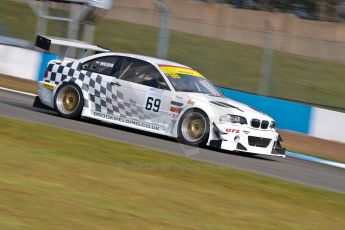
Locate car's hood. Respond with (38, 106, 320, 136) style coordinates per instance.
(179, 92, 274, 121)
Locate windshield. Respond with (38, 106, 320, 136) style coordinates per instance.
(160, 66, 223, 97)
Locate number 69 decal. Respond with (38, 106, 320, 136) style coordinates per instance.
(145, 97, 161, 112)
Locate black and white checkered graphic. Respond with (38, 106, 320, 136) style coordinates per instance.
(45, 62, 158, 122)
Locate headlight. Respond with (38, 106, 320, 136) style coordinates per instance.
(220, 115, 247, 124)
(270, 121, 276, 129)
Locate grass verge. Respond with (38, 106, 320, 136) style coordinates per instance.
(2, 0, 345, 109)
(0, 74, 37, 94)
(0, 116, 345, 229)
(280, 131, 345, 163)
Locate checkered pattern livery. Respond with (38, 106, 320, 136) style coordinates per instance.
(45, 61, 155, 121)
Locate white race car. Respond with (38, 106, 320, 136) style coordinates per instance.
(36, 37, 285, 157)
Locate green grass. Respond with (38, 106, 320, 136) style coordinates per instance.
(0, 116, 345, 229)
(1, 0, 345, 109)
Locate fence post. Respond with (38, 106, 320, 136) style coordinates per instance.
(67, 4, 81, 40)
(155, 0, 171, 59)
(258, 20, 274, 96)
(36, 0, 49, 36)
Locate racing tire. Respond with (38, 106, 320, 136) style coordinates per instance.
(54, 83, 83, 118)
(177, 109, 210, 146)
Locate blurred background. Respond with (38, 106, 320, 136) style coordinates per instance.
(1, 0, 345, 110)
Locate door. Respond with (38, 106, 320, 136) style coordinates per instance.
(113, 57, 171, 132)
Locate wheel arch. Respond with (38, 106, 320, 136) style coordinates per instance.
(179, 107, 209, 120)
(179, 104, 217, 126)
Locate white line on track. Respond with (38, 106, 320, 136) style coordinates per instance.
(286, 151, 345, 169)
(0, 86, 37, 97)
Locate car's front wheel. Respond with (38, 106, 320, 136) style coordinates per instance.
(54, 83, 83, 118)
(177, 109, 210, 146)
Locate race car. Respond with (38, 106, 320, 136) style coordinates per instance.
(36, 38, 285, 157)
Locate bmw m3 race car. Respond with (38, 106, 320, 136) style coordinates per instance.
(36, 38, 285, 157)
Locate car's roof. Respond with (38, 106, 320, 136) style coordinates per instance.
(105, 52, 192, 69)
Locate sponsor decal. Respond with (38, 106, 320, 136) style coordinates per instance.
(226, 129, 240, 133)
(149, 87, 164, 95)
(243, 130, 250, 134)
(168, 106, 182, 120)
(93, 112, 160, 131)
(187, 99, 195, 105)
(170, 100, 183, 107)
(168, 73, 180, 79)
(170, 107, 182, 113)
(42, 82, 55, 90)
(95, 61, 114, 68)
(168, 112, 179, 120)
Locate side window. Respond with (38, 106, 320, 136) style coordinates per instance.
(81, 56, 119, 76)
(117, 58, 169, 90)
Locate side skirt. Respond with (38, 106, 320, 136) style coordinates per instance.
(82, 109, 172, 137)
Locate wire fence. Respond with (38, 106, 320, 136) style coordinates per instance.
(1, 0, 345, 110)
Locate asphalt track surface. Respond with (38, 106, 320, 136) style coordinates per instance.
(0, 88, 344, 193)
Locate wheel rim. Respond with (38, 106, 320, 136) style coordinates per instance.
(56, 85, 80, 115)
(181, 112, 207, 143)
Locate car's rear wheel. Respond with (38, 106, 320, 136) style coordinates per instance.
(54, 83, 83, 118)
(178, 109, 210, 146)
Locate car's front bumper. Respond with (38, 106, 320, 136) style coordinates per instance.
(209, 123, 285, 157)
(38, 81, 56, 108)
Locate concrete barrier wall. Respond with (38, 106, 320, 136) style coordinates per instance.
(0, 44, 344, 143)
(219, 88, 312, 134)
(220, 87, 345, 143)
(0, 44, 40, 80)
(108, 0, 345, 62)
(310, 108, 345, 142)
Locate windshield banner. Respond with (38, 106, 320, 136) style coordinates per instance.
(159, 65, 204, 79)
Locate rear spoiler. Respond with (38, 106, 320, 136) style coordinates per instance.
(35, 35, 110, 60)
